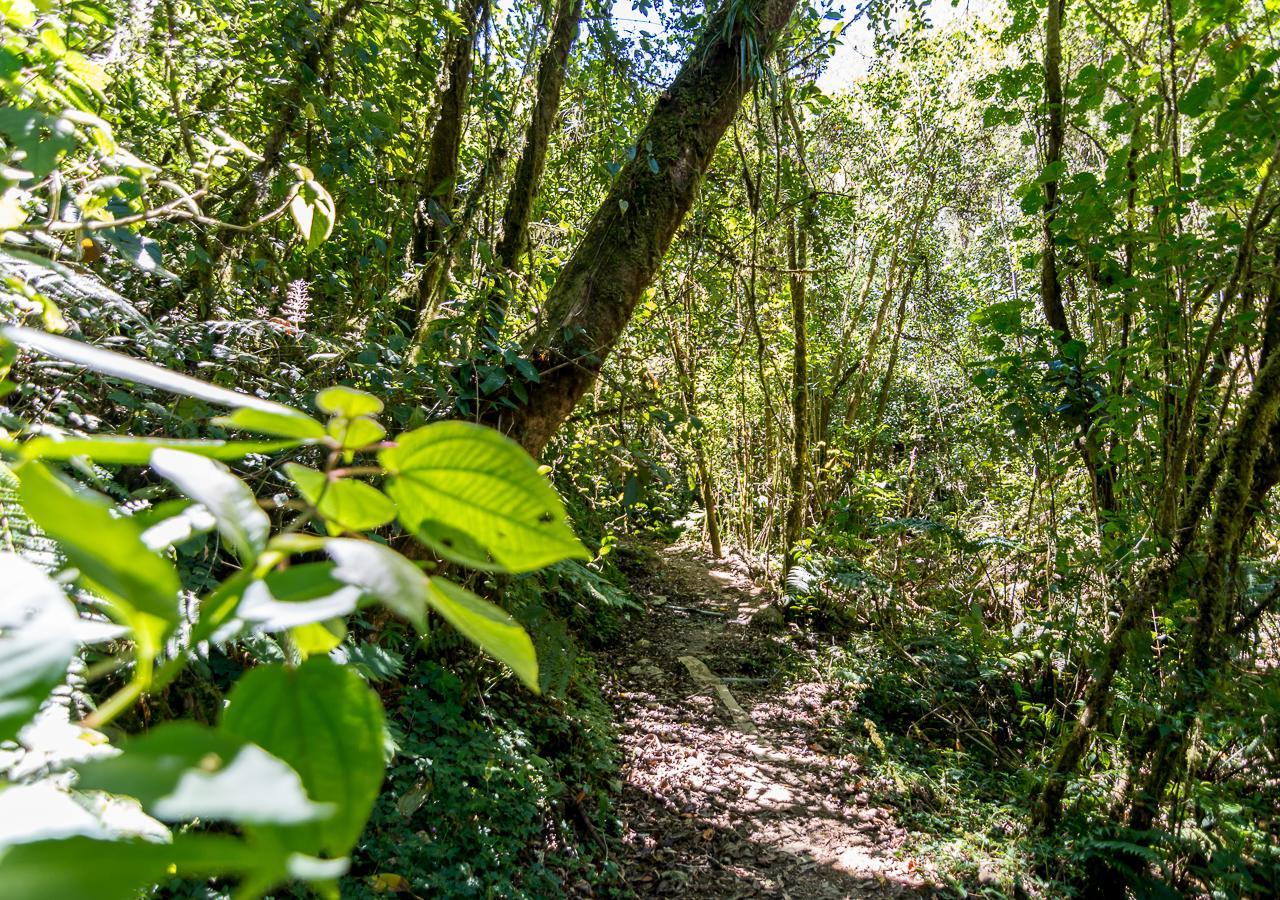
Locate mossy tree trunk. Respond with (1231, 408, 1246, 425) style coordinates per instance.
(485, 0, 800, 456)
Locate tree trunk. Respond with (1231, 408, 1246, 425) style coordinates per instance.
(864, 265, 912, 467)
(1039, 0, 1119, 522)
(1039, 0, 1071, 341)
(477, 0, 584, 340)
(401, 0, 489, 334)
(784, 214, 809, 576)
(661, 282, 723, 558)
(485, 0, 800, 456)
(197, 0, 363, 314)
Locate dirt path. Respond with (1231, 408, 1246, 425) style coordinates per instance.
(603, 542, 937, 898)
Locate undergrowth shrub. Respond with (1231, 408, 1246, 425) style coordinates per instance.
(349, 661, 624, 898)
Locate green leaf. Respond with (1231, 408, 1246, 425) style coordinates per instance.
(0, 553, 79, 742)
(290, 620, 345, 656)
(0, 837, 174, 900)
(413, 519, 505, 572)
(21, 434, 301, 464)
(151, 449, 269, 564)
(0, 834, 299, 900)
(380, 422, 587, 572)
(285, 464, 396, 535)
(213, 407, 327, 441)
(74, 722, 330, 825)
(289, 179, 336, 252)
(1035, 160, 1068, 185)
(16, 462, 180, 625)
(426, 576, 539, 691)
(322, 538, 537, 688)
(221, 658, 385, 858)
(98, 227, 175, 280)
(327, 416, 386, 450)
(315, 386, 383, 418)
(0, 326, 303, 416)
(1178, 76, 1216, 117)
(324, 538, 428, 631)
(238, 564, 363, 631)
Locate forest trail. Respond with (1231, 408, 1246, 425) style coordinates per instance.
(605, 542, 936, 897)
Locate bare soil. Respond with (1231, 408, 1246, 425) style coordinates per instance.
(603, 541, 939, 898)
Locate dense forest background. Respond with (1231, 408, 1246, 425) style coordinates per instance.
(2, 0, 1279, 894)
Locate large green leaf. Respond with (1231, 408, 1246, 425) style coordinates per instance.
(324, 538, 427, 631)
(220, 658, 385, 858)
(324, 538, 538, 689)
(0, 834, 308, 900)
(0, 326, 301, 416)
(285, 464, 396, 535)
(21, 433, 301, 464)
(16, 462, 180, 625)
(238, 563, 363, 631)
(427, 576, 539, 692)
(379, 422, 587, 572)
(0, 836, 174, 900)
(315, 386, 383, 418)
(74, 722, 329, 825)
(151, 449, 269, 564)
(0, 553, 79, 742)
(213, 407, 327, 441)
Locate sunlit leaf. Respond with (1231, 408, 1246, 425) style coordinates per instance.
(0, 326, 301, 416)
(315, 386, 383, 418)
(221, 658, 385, 858)
(285, 464, 396, 534)
(22, 433, 300, 464)
(426, 576, 538, 691)
(16, 461, 180, 625)
(380, 422, 587, 572)
(74, 722, 330, 825)
(213, 407, 327, 441)
(0, 553, 79, 742)
(151, 449, 269, 564)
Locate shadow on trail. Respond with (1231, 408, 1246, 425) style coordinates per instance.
(604, 541, 937, 898)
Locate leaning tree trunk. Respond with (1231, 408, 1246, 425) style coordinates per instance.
(485, 0, 800, 456)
